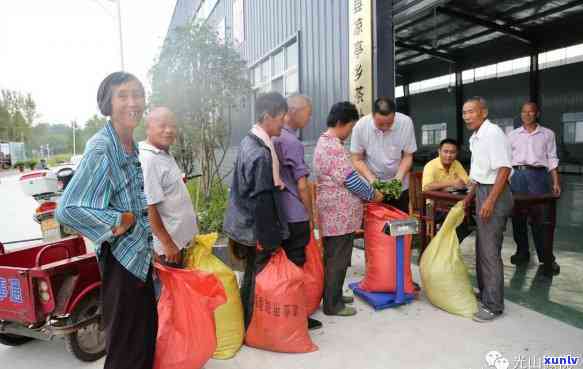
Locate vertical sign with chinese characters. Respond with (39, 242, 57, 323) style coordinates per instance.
(349, 0, 373, 116)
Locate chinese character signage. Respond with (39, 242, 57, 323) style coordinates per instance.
(349, 0, 373, 115)
(0, 277, 24, 304)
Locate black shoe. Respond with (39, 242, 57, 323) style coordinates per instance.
(308, 317, 323, 330)
(510, 253, 530, 265)
(542, 261, 560, 276)
(413, 281, 421, 291)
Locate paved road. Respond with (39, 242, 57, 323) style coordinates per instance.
(2, 170, 582, 369)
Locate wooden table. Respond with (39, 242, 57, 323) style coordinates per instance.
(419, 190, 560, 276)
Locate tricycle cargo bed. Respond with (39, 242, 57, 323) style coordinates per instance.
(0, 236, 87, 268)
(0, 236, 100, 324)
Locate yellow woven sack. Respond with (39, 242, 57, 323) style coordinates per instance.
(420, 202, 478, 318)
(184, 233, 244, 359)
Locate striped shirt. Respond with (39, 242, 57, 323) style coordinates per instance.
(56, 121, 153, 281)
(344, 170, 375, 201)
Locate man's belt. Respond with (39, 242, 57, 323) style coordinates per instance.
(513, 165, 547, 171)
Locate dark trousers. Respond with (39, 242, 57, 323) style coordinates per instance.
(435, 210, 474, 244)
(510, 169, 555, 262)
(239, 222, 311, 328)
(322, 233, 355, 315)
(239, 245, 271, 329)
(100, 243, 157, 369)
(281, 221, 310, 267)
(383, 189, 409, 213)
(474, 185, 513, 314)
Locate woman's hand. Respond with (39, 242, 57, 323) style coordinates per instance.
(373, 190, 384, 203)
(112, 212, 135, 237)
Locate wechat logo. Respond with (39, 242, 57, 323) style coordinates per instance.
(485, 351, 509, 369)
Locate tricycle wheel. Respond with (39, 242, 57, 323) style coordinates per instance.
(0, 333, 34, 346)
(64, 291, 106, 362)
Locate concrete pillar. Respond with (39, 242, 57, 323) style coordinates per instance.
(373, 0, 394, 99)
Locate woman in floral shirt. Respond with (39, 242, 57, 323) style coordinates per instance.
(314, 102, 382, 316)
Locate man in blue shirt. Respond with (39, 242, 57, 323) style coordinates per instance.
(57, 72, 156, 369)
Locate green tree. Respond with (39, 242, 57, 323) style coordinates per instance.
(0, 104, 11, 140)
(0, 89, 36, 144)
(150, 21, 252, 198)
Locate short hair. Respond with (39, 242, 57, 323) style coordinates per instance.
(465, 96, 488, 110)
(373, 97, 396, 116)
(522, 101, 539, 112)
(439, 138, 459, 149)
(255, 92, 288, 122)
(97, 71, 144, 117)
(326, 101, 359, 127)
(287, 94, 312, 110)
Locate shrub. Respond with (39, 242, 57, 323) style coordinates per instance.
(187, 179, 229, 234)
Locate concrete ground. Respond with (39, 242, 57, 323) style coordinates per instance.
(2, 170, 582, 369)
(2, 248, 582, 369)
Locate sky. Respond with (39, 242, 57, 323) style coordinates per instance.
(0, 0, 177, 126)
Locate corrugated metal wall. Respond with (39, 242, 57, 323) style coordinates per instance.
(241, 0, 350, 143)
(399, 62, 583, 162)
(168, 0, 201, 32)
(169, 0, 582, 162)
(540, 63, 583, 161)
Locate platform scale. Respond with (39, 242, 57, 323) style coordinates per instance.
(349, 218, 419, 310)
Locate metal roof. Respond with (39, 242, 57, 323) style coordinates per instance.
(394, 0, 583, 83)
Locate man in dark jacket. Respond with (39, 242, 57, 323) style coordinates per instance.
(223, 92, 289, 328)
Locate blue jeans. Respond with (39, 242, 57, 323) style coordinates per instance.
(510, 169, 554, 262)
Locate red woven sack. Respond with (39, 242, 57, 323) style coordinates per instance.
(303, 233, 324, 314)
(154, 263, 227, 369)
(245, 248, 318, 353)
(358, 203, 414, 294)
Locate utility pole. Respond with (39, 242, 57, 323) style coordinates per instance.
(95, 0, 124, 70)
(114, 0, 125, 70)
(72, 120, 77, 156)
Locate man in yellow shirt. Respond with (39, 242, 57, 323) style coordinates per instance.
(423, 138, 469, 191)
(422, 138, 473, 242)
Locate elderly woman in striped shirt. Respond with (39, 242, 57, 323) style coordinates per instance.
(56, 72, 156, 369)
(313, 101, 383, 317)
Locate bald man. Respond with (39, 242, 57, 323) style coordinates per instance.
(139, 107, 198, 267)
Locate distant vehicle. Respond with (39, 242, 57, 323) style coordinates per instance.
(69, 154, 83, 168)
(0, 142, 27, 168)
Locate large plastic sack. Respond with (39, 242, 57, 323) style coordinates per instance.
(184, 233, 245, 359)
(154, 263, 227, 369)
(245, 248, 318, 353)
(420, 202, 478, 318)
(359, 203, 415, 294)
(303, 232, 324, 315)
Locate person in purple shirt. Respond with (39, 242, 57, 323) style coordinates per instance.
(508, 102, 561, 274)
(273, 93, 322, 330)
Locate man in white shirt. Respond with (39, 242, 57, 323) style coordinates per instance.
(350, 97, 417, 212)
(462, 97, 513, 322)
(139, 107, 198, 267)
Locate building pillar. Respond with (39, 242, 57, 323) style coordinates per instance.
(400, 83, 411, 115)
(455, 68, 464, 145)
(373, 0, 394, 99)
(529, 51, 540, 106)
